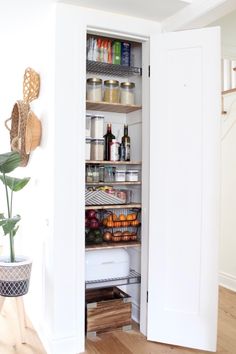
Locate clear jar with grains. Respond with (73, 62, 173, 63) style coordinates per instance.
(86, 78, 102, 102)
(104, 80, 119, 103)
(120, 82, 135, 105)
(91, 139, 104, 161)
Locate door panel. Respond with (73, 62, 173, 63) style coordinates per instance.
(148, 27, 220, 351)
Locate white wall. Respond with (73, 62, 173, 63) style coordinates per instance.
(220, 92, 236, 291)
(0, 0, 55, 351)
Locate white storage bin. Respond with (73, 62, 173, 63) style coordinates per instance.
(85, 249, 130, 281)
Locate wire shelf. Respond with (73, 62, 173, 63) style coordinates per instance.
(87, 60, 142, 77)
(85, 269, 141, 289)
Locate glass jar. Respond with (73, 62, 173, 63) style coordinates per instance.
(115, 170, 126, 182)
(86, 138, 92, 160)
(91, 115, 104, 139)
(120, 82, 135, 105)
(86, 78, 102, 102)
(92, 165, 100, 183)
(104, 166, 115, 182)
(104, 80, 119, 103)
(86, 165, 93, 183)
(99, 166, 104, 182)
(126, 170, 139, 182)
(91, 138, 104, 161)
(110, 139, 120, 161)
(86, 114, 92, 137)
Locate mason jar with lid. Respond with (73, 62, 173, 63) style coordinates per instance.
(86, 78, 102, 102)
(120, 82, 135, 105)
(91, 115, 104, 139)
(104, 80, 119, 103)
(91, 138, 104, 161)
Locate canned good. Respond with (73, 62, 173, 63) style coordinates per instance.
(86, 78, 102, 102)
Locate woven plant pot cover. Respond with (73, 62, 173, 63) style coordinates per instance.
(0, 257, 32, 297)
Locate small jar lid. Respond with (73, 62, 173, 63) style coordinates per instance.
(87, 78, 102, 85)
(104, 79, 119, 87)
(126, 169, 139, 173)
(91, 138, 104, 143)
(120, 82, 135, 88)
(86, 114, 93, 118)
(115, 170, 126, 173)
(91, 115, 104, 119)
(86, 137, 92, 142)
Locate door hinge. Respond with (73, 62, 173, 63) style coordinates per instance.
(147, 291, 149, 303)
(148, 65, 150, 77)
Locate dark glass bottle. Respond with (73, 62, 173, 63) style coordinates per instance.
(103, 123, 115, 160)
(121, 124, 130, 161)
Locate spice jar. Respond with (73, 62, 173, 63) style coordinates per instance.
(91, 138, 104, 160)
(120, 82, 135, 105)
(115, 170, 126, 182)
(91, 115, 104, 139)
(86, 78, 102, 102)
(104, 80, 119, 103)
(104, 166, 115, 182)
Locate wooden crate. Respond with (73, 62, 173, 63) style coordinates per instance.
(85, 286, 132, 337)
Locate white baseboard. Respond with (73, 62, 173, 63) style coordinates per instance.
(219, 272, 236, 292)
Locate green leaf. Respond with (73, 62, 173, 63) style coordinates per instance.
(0, 152, 21, 173)
(12, 225, 19, 237)
(0, 175, 30, 192)
(0, 215, 21, 235)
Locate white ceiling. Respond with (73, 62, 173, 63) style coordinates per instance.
(61, 0, 193, 22)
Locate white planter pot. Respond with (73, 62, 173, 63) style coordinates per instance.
(0, 256, 32, 297)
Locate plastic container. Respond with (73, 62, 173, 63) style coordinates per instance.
(104, 80, 119, 103)
(91, 139, 104, 161)
(86, 138, 92, 160)
(87, 78, 102, 102)
(91, 115, 104, 138)
(110, 139, 120, 161)
(120, 82, 135, 105)
(115, 170, 126, 182)
(126, 170, 139, 182)
(104, 166, 115, 182)
(86, 114, 92, 137)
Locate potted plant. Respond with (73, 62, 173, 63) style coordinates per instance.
(0, 151, 31, 297)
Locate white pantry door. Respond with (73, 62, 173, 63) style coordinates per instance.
(148, 27, 220, 351)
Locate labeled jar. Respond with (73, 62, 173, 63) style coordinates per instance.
(110, 139, 120, 161)
(120, 82, 135, 105)
(126, 170, 139, 182)
(91, 115, 104, 138)
(86, 138, 92, 160)
(104, 80, 119, 103)
(86, 165, 93, 183)
(115, 170, 126, 182)
(91, 138, 104, 161)
(92, 165, 100, 183)
(86, 78, 102, 102)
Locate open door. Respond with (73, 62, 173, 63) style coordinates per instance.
(148, 27, 220, 351)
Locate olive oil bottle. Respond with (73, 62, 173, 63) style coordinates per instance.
(121, 124, 130, 161)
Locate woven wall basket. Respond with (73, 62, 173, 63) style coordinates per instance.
(5, 100, 42, 167)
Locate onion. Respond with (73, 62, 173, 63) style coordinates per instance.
(86, 210, 97, 219)
(89, 218, 100, 229)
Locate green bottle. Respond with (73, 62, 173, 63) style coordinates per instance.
(121, 124, 130, 161)
(103, 123, 115, 161)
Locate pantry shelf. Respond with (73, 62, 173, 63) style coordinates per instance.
(86, 181, 141, 186)
(85, 203, 141, 210)
(86, 100, 142, 113)
(86, 160, 142, 165)
(87, 60, 142, 77)
(86, 241, 141, 251)
(85, 269, 141, 289)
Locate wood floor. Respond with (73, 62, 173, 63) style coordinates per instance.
(0, 287, 235, 354)
(85, 287, 236, 354)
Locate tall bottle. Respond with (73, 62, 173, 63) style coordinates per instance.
(103, 123, 115, 160)
(121, 124, 130, 161)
